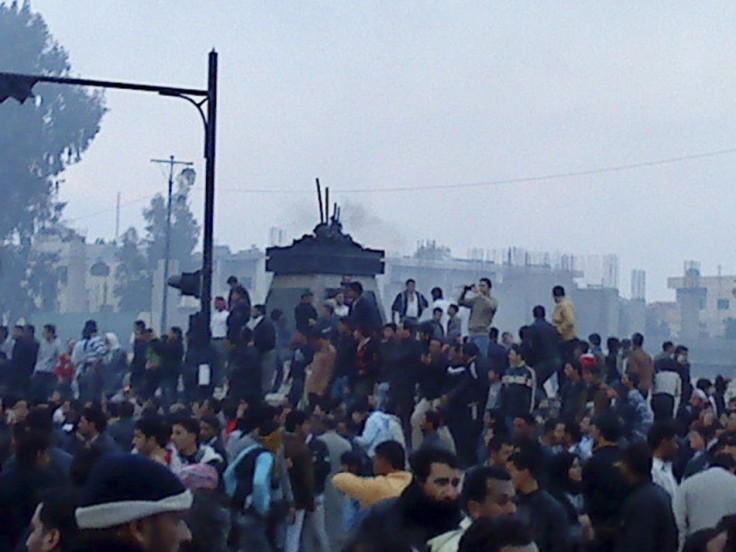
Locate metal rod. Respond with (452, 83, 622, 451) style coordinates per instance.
(316, 178, 324, 223)
(200, 50, 218, 336)
(325, 187, 330, 222)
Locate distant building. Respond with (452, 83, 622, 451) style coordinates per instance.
(668, 261, 736, 338)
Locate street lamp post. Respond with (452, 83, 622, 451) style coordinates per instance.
(0, 50, 218, 343)
(150, 156, 194, 335)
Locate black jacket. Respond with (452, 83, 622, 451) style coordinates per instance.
(582, 445, 629, 531)
(391, 290, 428, 320)
(616, 481, 677, 552)
(349, 295, 382, 334)
(528, 318, 561, 368)
(517, 488, 571, 552)
(295, 303, 319, 335)
(252, 318, 276, 355)
(352, 480, 463, 552)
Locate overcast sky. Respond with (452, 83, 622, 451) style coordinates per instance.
(23, 1, 736, 301)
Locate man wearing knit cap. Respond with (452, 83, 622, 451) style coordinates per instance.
(73, 454, 193, 552)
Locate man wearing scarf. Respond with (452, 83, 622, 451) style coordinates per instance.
(350, 447, 464, 552)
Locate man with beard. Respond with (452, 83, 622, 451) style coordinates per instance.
(428, 466, 517, 552)
(73, 454, 193, 552)
(352, 447, 464, 552)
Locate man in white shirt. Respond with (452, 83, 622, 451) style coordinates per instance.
(30, 324, 63, 403)
(391, 278, 428, 324)
(210, 296, 229, 386)
(647, 421, 679, 501)
(333, 291, 350, 318)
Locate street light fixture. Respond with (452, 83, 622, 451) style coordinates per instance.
(0, 51, 218, 345)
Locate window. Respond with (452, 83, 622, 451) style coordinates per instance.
(718, 299, 730, 311)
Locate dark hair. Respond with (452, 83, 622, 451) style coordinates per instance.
(348, 281, 363, 294)
(459, 517, 533, 552)
(711, 453, 736, 471)
(27, 407, 54, 435)
(675, 345, 688, 355)
(25, 324, 35, 335)
(432, 307, 443, 316)
(632, 332, 644, 347)
(508, 343, 523, 358)
(682, 528, 717, 552)
(375, 440, 406, 470)
(607, 337, 620, 351)
(552, 285, 565, 297)
(384, 323, 397, 333)
(200, 413, 221, 433)
(462, 466, 511, 508)
(82, 405, 107, 434)
(488, 327, 499, 340)
(623, 442, 653, 479)
(431, 287, 443, 300)
(543, 418, 558, 435)
(82, 320, 97, 340)
(508, 446, 541, 479)
(448, 304, 459, 314)
(562, 420, 582, 443)
(253, 304, 266, 316)
(405, 278, 416, 286)
(16, 430, 50, 468)
(118, 401, 135, 419)
(340, 450, 363, 470)
(285, 410, 310, 433)
(462, 342, 480, 358)
(532, 305, 546, 319)
(647, 420, 678, 450)
(134, 320, 146, 330)
(593, 412, 623, 443)
(662, 341, 674, 352)
(588, 333, 601, 346)
(409, 448, 460, 483)
(172, 416, 200, 437)
(43, 323, 56, 336)
(38, 486, 79, 549)
(488, 434, 512, 453)
(135, 416, 171, 448)
(227, 276, 238, 284)
(479, 277, 492, 289)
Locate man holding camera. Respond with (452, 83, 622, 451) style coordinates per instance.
(459, 278, 499, 357)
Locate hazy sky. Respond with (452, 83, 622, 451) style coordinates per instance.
(22, 1, 736, 301)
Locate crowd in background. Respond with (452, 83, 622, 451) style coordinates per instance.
(1, 275, 736, 552)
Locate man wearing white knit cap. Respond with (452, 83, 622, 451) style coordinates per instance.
(73, 454, 193, 552)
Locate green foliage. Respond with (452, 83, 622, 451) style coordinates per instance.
(143, 178, 200, 272)
(113, 227, 151, 313)
(0, 1, 106, 319)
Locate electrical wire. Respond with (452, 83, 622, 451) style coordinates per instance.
(219, 146, 736, 195)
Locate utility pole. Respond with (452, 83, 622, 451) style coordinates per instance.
(114, 192, 121, 243)
(151, 155, 193, 335)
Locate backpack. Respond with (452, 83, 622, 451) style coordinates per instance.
(231, 445, 270, 513)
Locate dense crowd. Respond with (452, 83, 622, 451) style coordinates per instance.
(1, 275, 736, 552)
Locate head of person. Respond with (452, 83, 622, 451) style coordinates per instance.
(373, 440, 406, 475)
(300, 290, 314, 304)
(632, 332, 644, 348)
(199, 414, 221, 443)
(647, 420, 679, 462)
(428, 337, 443, 358)
(398, 320, 416, 341)
(285, 410, 311, 437)
(552, 285, 565, 303)
(133, 416, 170, 456)
(42, 324, 56, 341)
(383, 323, 397, 341)
(79, 405, 107, 440)
(661, 340, 674, 355)
(25, 324, 36, 339)
(463, 342, 481, 364)
(508, 344, 524, 367)
(548, 451, 583, 496)
(409, 447, 462, 507)
(82, 320, 98, 340)
(75, 454, 193, 552)
(16, 429, 51, 470)
(347, 281, 363, 300)
(675, 345, 689, 364)
(459, 516, 538, 552)
(448, 304, 459, 318)
(214, 296, 227, 312)
(506, 446, 541, 492)
(251, 304, 266, 320)
(133, 320, 146, 336)
(588, 333, 602, 348)
(462, 466, 516, 520)
(171, 417, 200, 455)
(227, 276, 238, 289)
(560, 420, 582, 448)
(405, 279, 416, 293)
(532, 305, 545, 320)
(607, 337, 620, 353)
(431, 287, 443, 301)
(512, 413, 537, 441)
(432, 307, 443, 322)
(27, 487, 79, 552)
(621, 441, 653, 486)
(334, 291, 346, 306)
(563, 360, 582, 382)
(488, 435, 515, 468)
(478, 278, 492, 295)
(488, 326, 500, 343)
(591, 412, 623, 446)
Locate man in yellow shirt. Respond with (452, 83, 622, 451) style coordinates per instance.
(332, 440, 411, 508)
(552, 285, 578, 382)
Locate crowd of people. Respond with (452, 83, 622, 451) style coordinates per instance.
(1, 275, 736, 552)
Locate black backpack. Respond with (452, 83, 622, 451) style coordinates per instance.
(231, 445, 270, 513)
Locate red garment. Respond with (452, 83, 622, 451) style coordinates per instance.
(55, 353, 74, 383)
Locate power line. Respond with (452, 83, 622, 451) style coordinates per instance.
(219, 146, 736, 195)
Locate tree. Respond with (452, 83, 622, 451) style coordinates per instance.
(113, 227, 151, 313)
(143, 178, 200, 273)
(0, 1, 106, 319)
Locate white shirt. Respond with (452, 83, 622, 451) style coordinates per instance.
(334, 304, 349, 317)
(675, 467, 736, 540)
(651, 456, 678, 500)
(247, 315, 263, 331)
(405, 293, 419, 319)
(210, 309, 229, 338)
